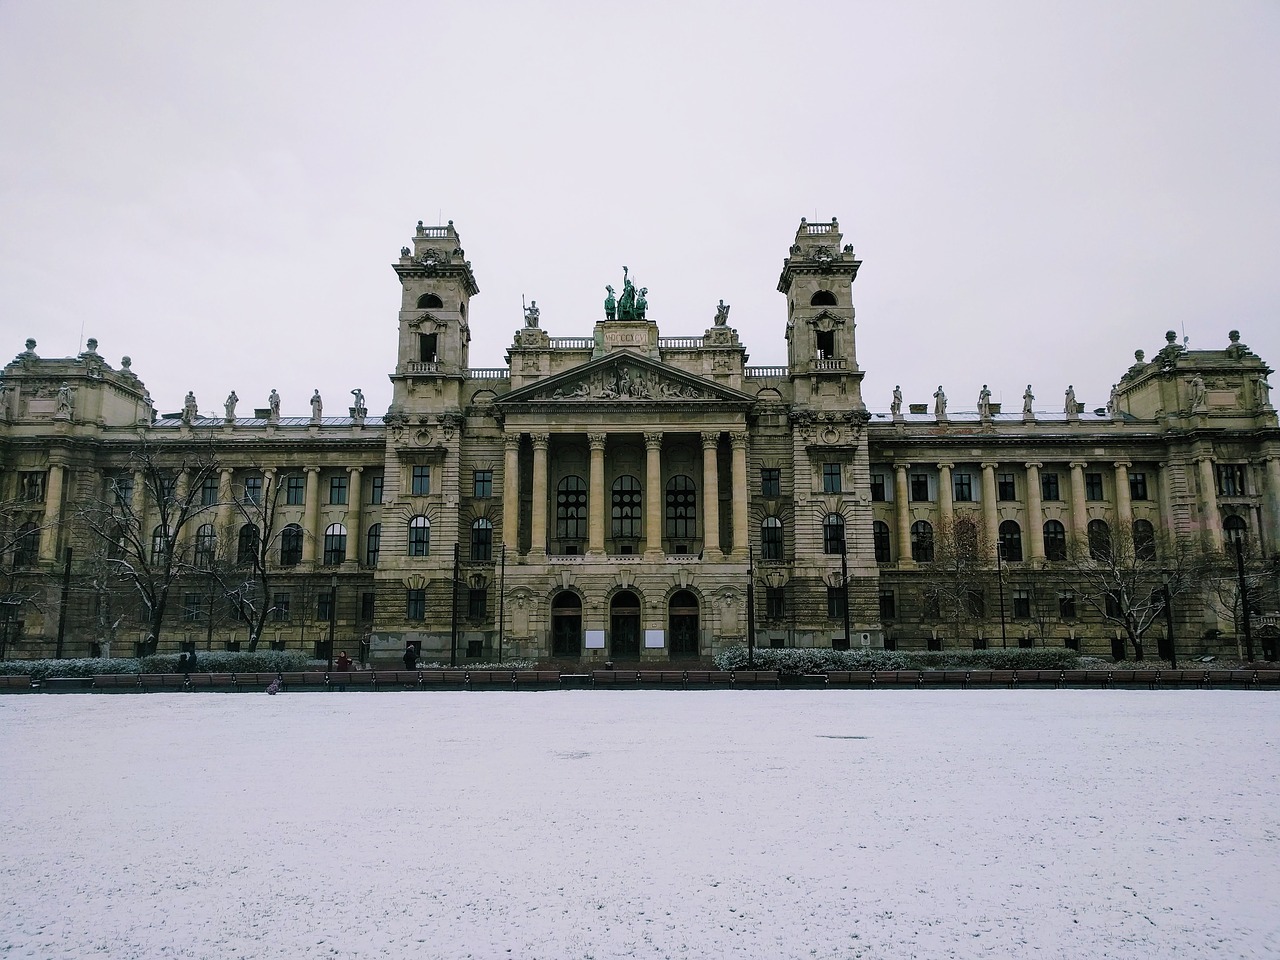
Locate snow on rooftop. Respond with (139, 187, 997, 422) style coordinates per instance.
(2, 691, 1276, 958)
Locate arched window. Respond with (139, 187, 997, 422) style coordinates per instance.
(365, 523, 381, 567)
(1224, 514, 1248, 546)
(323, 523, 347, 566)
(557, 476, 587, 540)
(13, 522, 38, 567)
(999, 520, 1023, 562)
(611, 475, 642, 538)
(1043, 520, 1067, 561)
(665, 476, 697, 539)
(408, 515, 430, 557)
(471, 518, 493, 562)
(279, 523, 303, 566)
(810, 290, 837, 306)
(151, 525, 171, 565)
(1088, 519, 1111, 560)
(873, 520, 891, 563)
(416, 293, 443, 309)
(761, 517, 783, 560)
(194, 524, 217, 568)
(911, 520, 934, 562)
(1133, 519, 1156, 561)
(823, 513, 846, 555)
(237, 523, 260, 565)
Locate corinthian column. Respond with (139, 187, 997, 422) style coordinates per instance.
(588, 433, 606, 556)
(701, 431, 721, 559)
(894, 464, 912, 568)
(530, 434, 549, 559)
(730, 431, 749, 560)
(39, 462, 66, 562)
(502, 433, 520, 554)
(345, 467, 363, 563)
(1068, 461, 1088, 549)
(301, 466, 321, 564)
(645, 432, 663, 559)
(1024, 462, 1044, 561)
(981, 462, 999, 559)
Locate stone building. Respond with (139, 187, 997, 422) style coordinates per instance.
(1, 218, 1277, 662)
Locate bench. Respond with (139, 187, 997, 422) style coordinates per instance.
(1224, 669, 1258, 689)
(731, 670, 780, 688)
(232, 672, 280, 692)
(513, 670, 563, 690)
(467, 669, 517, 690)
(873, 670, 921, 688)
(592, 670, 641, 687)
(418, 670, 468, 689)
(373, 669, 422, 690)
(683, 670, 732, 688)
(278, 671, 327, 691)
(184, 673, 224, 691)
(91, 674, 140, 692)
(138, 673, 190, 692)
(326, 670, 374, 690)
(1162, 670, 1206, 689)
(825, 670, 875, 688)
(0, 674, 34, 692)
(1254, 670, 1280, 688)
(1054, 670, 1092, 688)
(637, 670, 691, 688)
(919, 670, 971, 688)
(968, 670, 1016, 688)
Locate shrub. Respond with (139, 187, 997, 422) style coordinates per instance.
(0, 658, 140, 680)
(139, 650, 312, 674)
(713, 645, 1080, 675)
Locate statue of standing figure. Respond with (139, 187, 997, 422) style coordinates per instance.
(1188, 374, 1207, 412)
(351, 388, 366, 414)
(1065, 384, 1077, 418)
(890, 385, 902, 418)
(268, 389, 281, 420)
(933, 385, 947, 420)
(56, 382, 74, 418)
(618, 266, 637, 319)
(977, 384, 992, 420)
(311, 390, 323, 422)
(635, 288, 647, 320)
(183, 391, 198, 423)
(1022, 385, 1034, 417)
(224, 391, 238, 421)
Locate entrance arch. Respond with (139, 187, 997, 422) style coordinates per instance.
(610, 590, 641, 658)
(668, 590, 700, 659)
(551, 592, 582, 658)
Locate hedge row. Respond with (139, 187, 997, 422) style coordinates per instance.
(712, 645, 1082, 675)
(0, 650, 312, 679)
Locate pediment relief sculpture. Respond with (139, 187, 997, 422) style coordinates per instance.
(543, 363, 714, 402)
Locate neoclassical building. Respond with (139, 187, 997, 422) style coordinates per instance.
(2, 218, 1277, 662)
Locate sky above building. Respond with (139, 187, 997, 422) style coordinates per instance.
(2, 1, 1276, 420)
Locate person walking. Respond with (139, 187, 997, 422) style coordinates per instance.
(403, 644, 417, 671)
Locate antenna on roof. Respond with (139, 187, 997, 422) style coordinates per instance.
(1182, 322, 1189, 348)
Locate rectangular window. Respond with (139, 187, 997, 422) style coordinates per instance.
(826, 586, 846, 620)
(19, 472, 47, 502)
(419, 333, 438, 363)
(1216, 464, 1247, 497)
(761, 468, 781, 499)
(1105, 590, 1122, 618)
(317, 593, 333, 622)
(1085, 472, 1104, 501)
(200, 476, 219, 506)
(1012, 589, 1031, 619)
(878, 589, 896, 620)
(468, 588, 487, 620)
(369, 472, 384, 505)
(765, 586, 786, 620)
(1058, 591, 1076, 620)
(286, 475, 306, 505)
(1129, 472, 1148, 501)
(966, 589, 984, 619)
(272, 593, 291, 622)
(998, 473, 1016, 501)
(910, 473, 930, 502)
(111, 475, 133, 505)
(406, 588, 425, 621)
(1041, 472, 1061, 501)
(473, 470, 493, 499)
(329, 475, 348, 505)
(816, 329, 836, 358)
(411, 465, 431, 497)
(243, 475, 262, 504)
(953, 472, 974, 502)
(923, 593, 941, 620)
(870, 473, 886, 501)
(183, 593, 203, 623)
(821, 463, 842, 494)
(360, 592, 375, 622)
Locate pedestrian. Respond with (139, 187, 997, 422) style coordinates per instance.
(266, 678, 280, 695)
(403, 644, 417, 671)
(186, 647, 197, 673)
(336, 650, 353, 672)
(178, 651, 189, 674)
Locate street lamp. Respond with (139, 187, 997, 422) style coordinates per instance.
(326, 574, 337, 672)
(995, 541, 1007, 649)
(745, 546, 756, 668)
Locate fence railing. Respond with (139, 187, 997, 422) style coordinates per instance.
(467, 368, 509, 379)
(745, 366, 789, 378)
(548, 338, 593, 349)
(659, 337, 703, 349)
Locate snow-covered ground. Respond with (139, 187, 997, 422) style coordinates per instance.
(2, 691, 1277, 959)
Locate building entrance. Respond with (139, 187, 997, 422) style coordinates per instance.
(551, 592, 582, 658)
(668, 590, 700, 659)
(610, 591, 641, 658)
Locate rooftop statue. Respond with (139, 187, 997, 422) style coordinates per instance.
(604, 285, 617, 320)
(715, 300, 730, 326)
(523, 298, 540, 328)
(607, 266, 648, 320)
(225, 391, 238, 421)
(890, 385, 902, 417)
(183, 391, 198, 423)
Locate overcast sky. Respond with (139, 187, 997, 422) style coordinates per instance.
(2, 1, 1276, 420)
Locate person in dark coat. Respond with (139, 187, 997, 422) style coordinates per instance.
(186, 647, 197, 672)
(336, 650, 353, 672)
(403, 644, 417, 670)
(178, 651, 189, 674)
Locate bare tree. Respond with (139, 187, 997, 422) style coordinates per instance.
(78, 435, 222, 652)
(918, 513, 993, 649)
(1202, 536, 1272, 659)
(1057, 520, 1206, 661)
(0, 493, 57, 659)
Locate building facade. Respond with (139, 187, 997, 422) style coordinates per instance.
(2, 218, 1278, 662)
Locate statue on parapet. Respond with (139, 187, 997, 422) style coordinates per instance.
(311, 389, 323, 422)
(268, 389, 281, 421)
(225, 391, 238, 421)
(351, 388, 366, 416)
(890, 385, 902, 418)
(618, 266, 637, 319)
(635, 288, 647, 320)
(56, 382, 74, 419)
(978, 384, 992, 420)
(933, 385, 947, 420)
(715, 300, 730, 326)
(1022, 385, 1034, 418)
(1064, 384, 1077, 419)
(604, 285, 617, 320)
(523, 298, 540, 328)
(183, 391, 198, 424)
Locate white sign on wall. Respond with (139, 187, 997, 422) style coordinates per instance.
(585, 630, 605, 650)
(644, 629, 665, 649)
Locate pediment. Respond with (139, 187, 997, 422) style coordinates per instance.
(807, 310, 845, 332)
(496, 354, 755, 406)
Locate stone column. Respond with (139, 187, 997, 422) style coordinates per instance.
(38, 461, 65, 562)
(1196, 456, 1224, 553)
(730, 431, 749, 560)
(1113, 461, 1132, 528)
(1024, 462, 1045, 561)
(1263, 455, 1280, 555)
(937, 462, 954, 529)
(302, 466, 321, 564)
(502, 433, 520, 553)
(1068, 461, 1088, 549)
(530, 434, 549, 559)
(172, 469, 191, 555)
(588, 433, 606, 556)
(701, 432, 721, 558)
(645, 432, 663, 559)
(981, 462, 999, 557)
(894, 464, 912, 568)
(215, 467, 235, 540)
(345, 467, 363, 563)
(131, 468, 147, 520)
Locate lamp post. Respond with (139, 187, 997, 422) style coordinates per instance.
(840, 539, 851, 650)
(497, 544, 506, 664)
(995, 541, 1007, 649)
(449, 542, 460, 667)
(1234, 536, 1255, 662)
(1161, 575, 1178, 670)
(326, 574, 337, 672)
(745, 546, 756, 668)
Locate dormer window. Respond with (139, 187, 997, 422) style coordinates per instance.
(417, 293, 444, 309)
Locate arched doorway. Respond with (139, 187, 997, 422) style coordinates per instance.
(551, 592, 582, 659)
(610, 591, 641, 658)
(669, 590, 700, 659)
